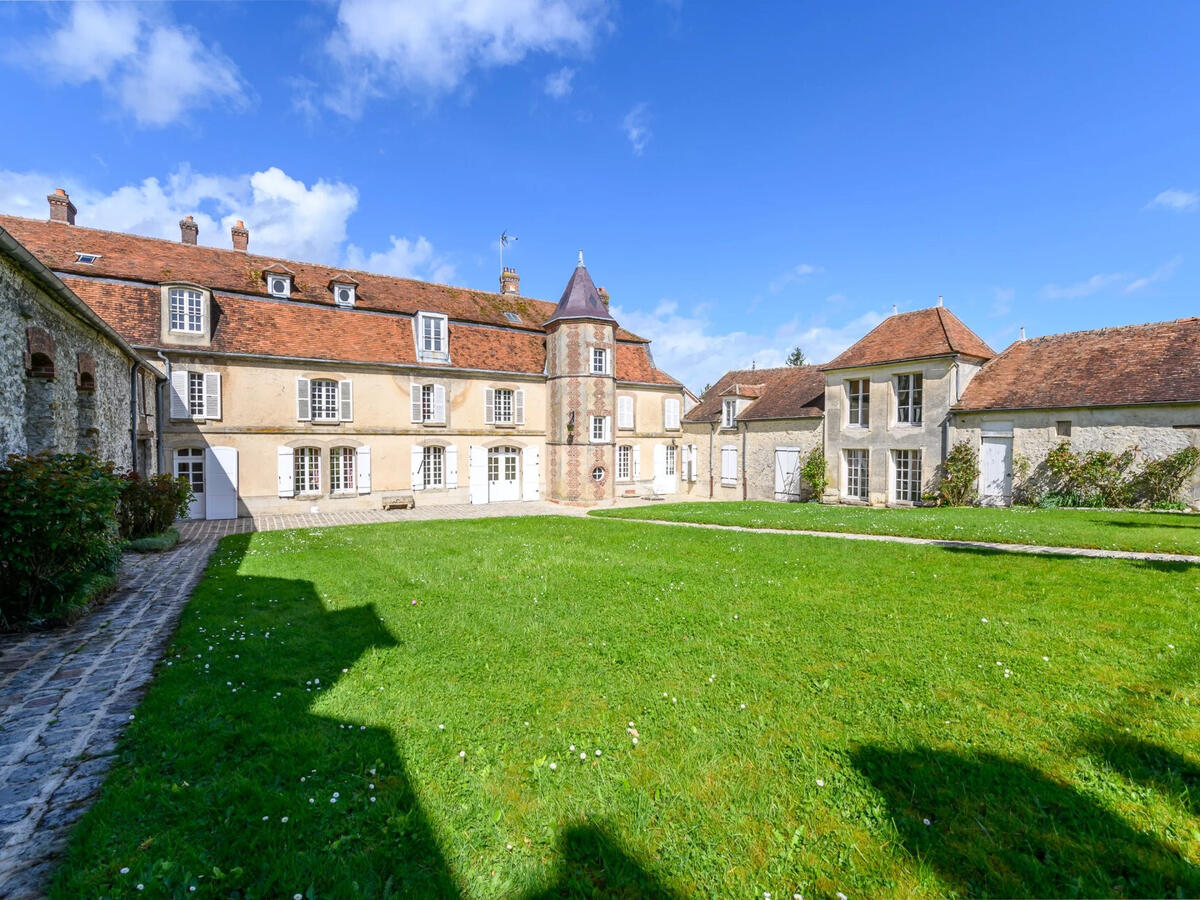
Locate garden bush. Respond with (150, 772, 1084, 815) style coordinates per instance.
(937, 441, 979, 506)
(800, 446, 827, 500)
(0, 453, 124, 629)
(1043, 441, 1137, 508)
(117, 471, 192, 540)
(1133, 446, 1200, 507)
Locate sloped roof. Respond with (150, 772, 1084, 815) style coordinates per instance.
(544, 257, 617, 325)
(956, 317, 1200, 411)
(824, 306, 995, 370)
(685, 366, 826, 422)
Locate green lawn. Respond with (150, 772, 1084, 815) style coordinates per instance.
(592, 501, 1200, 556)
(51, 518, 1200, 899)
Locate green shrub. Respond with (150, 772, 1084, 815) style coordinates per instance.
(1134, 447, 1200, 506)
(126, 528, 181, 553)
(938, 441, 979, 506)
(1044, 441, 1137, 507)
(0, 453, 123, 629)
(800, 447, 827, 500)
(117, 472, 192, 540)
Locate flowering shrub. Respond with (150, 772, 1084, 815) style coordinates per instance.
(0, 453, 123, 629)
(937, 441, 979, 506)
(801, 447, 827, 500)
(117, 471, 192, 540)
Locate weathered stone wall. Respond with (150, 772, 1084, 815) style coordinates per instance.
(0, 253, 145, 468)
(743, 419, 824, 500)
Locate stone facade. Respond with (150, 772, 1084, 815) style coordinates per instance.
(0, 250, 157, 470)
(682, 418, 823, 501)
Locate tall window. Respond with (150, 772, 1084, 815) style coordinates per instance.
(423, 445, 444, 489)
(847, 379, 870, 427)
(422, 384, 436, 421)
(722, 399, 737, 429)
(616, 445, 632, 481)
(295, 447, 321, 494)
(494, 388, 514, 424)
(422, 315, 445, 352)
(665, 444, 677, 476)
(311, 379, 339, 421)
(894, 449, 922, 502)
(591, 347, 609, 374)
(896, 374, 923, 425)
(331, 447, 356, 493)
(169, 288, 204, 333)
(664, 397, 681, 431)
(187, 371, 205, 417)
(845, 449, 869, 500)
(590, 415, 610, 442)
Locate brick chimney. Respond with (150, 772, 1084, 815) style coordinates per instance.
(500, 266, 520, 295)
(231, 219, 249, 252)
(47, 188, 76, 225)
(180, 215, 198, 245)
(597, 287, 610, 306)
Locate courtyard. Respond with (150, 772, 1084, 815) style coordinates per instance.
(42, 514, 1200, 899)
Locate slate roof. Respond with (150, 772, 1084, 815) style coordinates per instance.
(956, 317, 1200, 411)
(0, 214, 680, 385)
(544, 257, 617, 325)
(824, 306, 995, 370)
(685, 366, 826, 422)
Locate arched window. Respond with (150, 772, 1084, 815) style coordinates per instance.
(25, 327, 55, 379)
(76, 353, 96, 393)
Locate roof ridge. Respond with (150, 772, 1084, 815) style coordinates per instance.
(934, 306, 954, 353)
(1022, 316, 1200, 344)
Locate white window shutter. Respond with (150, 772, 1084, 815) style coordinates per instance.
(277, 446, 294, 497)
(296, 377, 311, 421)
(339, 380, 353, 422)
(434, 384, 446, 423)
(632, 445, 642, 480)
(484, 388, 495, 425)
(446, 444, 458, 488)
(522, 445, 540, 500)
(411, 382, 423, 423)
(653, 444, 666, 478)
(204, 372, 221, 420)
(514, 389, 525, 425)
(665, 398, 680, 430)
(689, 444, 699, 481)
(170, 370, 188, 420)
(468, 445, 488, 504)
(618, 396, 632, 430)
(411, 445, 424, 490)
(356, 445, 371, 494)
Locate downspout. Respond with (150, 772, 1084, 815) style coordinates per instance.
(708, 422, 715, 498)
(156, 351, 170, 476)
(129, 361, 138, 472)
(741, 420, 748, 500)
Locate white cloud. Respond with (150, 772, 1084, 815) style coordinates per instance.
(622, 102, 651, 155)
(1147, 188, 1199, 212)
(1125, 255, 1181, 293)
(543, 66, 576, 98)
(20, 2, 246, 127)
(1043, 272, 1128, 299)
(767, 263, 822, 293)
(325, 0, 607, 114)
(0, 166, 451, 282)
(610, 298, 884, 391)
(989, 286, 1014, 317)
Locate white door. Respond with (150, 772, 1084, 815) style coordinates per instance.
(652, 444, 678, 495)
(488, 446, 521, 502)
(205, 446, 238, 520)
(174, 448, 205, 519)
(980, 436, 1013, 506)
(774, 448, 802, 501)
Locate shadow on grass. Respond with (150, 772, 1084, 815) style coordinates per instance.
(50, 532, 672, 900)
(1084, 734, 1200, 816)
(851, 745, 1200, 899)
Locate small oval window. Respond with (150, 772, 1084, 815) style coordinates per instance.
(591, 466, 605, 483)
(272, 278, 287, 294)
(338, 288, 352, 303)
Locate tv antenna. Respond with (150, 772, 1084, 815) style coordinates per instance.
(500, 230, 518, 271)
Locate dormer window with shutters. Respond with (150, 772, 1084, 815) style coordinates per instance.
(169, 369, 221, 421)
(329, 275, 358, 308)
(296, 376, 353, 423)
(411, 382, 447, 425)
(416, 312, 449, 363)
(264, 264, 294, 298)
(722, 398, 737, 429)
(484, 387, 525, 426)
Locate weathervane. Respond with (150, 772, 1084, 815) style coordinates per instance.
(500, 230, 518, 271)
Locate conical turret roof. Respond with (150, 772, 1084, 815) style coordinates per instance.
(544, 252, 617, 326)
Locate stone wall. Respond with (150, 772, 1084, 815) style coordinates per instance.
(682, 418, 822, 500)
(0, 252, 151, 469)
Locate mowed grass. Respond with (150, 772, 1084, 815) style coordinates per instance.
(51, 517, 1200, 899)
(593, 501, 1200, 556)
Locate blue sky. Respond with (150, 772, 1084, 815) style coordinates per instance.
(1, 1, 1198, 390)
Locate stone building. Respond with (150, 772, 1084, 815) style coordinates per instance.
(0, 216, 159, 471)
(952, 318, 1200, 506)
(0, 194, 684, 519)
(682, 366, 825, 500)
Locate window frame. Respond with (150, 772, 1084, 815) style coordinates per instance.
(187, 371, 205, 418)
(591, 347, 610, 375)
(722, 398, 737, 429)
(416, 312, 449, 362)
(845, 448, 869, 500)
(309, 378, 340, 423)
(168, 287, 205, 335)
(267, 274, 292, 298)
(294, 447, 322, 496)
(616, 445, 632, 481)
(493, 387, 515, 424)
(895, 373, 923, 425)
(664, 444, 677, 477)
(330, 446, 357, 494)
(893, 449, 922, 503)
(590, 415, 610, 443)
(847, 378, 870, 428)
(422, 445, 445, 489)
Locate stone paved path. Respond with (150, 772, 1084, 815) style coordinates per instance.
(0, 537, 216, 900)
(596, 515, 1200, 563)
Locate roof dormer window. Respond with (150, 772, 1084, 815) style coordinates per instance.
(416, 311, 449, 363)
(329, 275, 359, 308)
(268, 274, 292, 298)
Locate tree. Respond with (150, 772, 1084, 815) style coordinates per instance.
(785, 346, 807, 366)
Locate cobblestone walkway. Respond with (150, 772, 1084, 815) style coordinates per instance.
(0, 537, 217, 900)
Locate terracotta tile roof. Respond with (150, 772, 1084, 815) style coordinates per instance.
(719, 382, 765, 398)
(2, 214, 681, 384)
(824, 306, 994, 370)
(685, 366, 825, 422)
(956, 317, 1200, 411)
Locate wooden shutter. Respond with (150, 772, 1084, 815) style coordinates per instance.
(203, 372, 221, 420)
(484, 388, 495, 425)
(665, 398, 679, 430)
(338, 380, 353, 422)
(411, 445, 424, 491)
(468, 445, 488, 504)
(356, 445, 371, 494)
(653, 444, 666, 479)
(445, 444, 458, 488)
(514, 389, 525, 425)
(522, 445, 540, 500)
(632, 445, 642, 480)
(296, 377, 311, 421)
(277, 446, 294, 497)
(433, 384, 446, 423)
(170, 369, 189, 420)
(618, 396, 633, 430)
(411, 382, 423, 423)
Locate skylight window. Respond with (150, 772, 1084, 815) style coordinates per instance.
(75, 252, 101, 264)
(504, 311, 522, 324)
